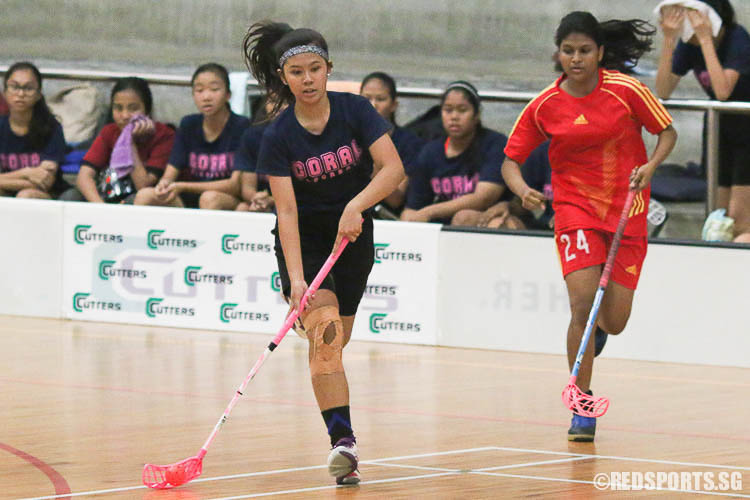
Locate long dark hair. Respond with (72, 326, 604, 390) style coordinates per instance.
(3, 62, 56, 150)
(700, 0, 736, 29)
(361, 71, 397, 123)
(554, 11, 655, 73)
(191, 62, 232, 110)
(242, 21, 329, 118)
(441, 81, 485, 176)
(109, 77, 153, 120)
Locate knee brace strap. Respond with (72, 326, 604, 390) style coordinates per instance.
(303, 305, 343, 377)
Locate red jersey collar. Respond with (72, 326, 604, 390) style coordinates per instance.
(556, 67, 604, 98)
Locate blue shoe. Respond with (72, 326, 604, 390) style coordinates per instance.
(594, 328, 608, 357)
(568, 413, 596, 442)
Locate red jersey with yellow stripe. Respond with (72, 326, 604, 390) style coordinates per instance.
(504, 69, 672, 236)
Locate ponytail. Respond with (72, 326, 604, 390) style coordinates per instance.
(243, 21, 294, 118)
(598, 19, 655, 72)
(242, 20, 330, 119)
(3, 62, 56, 150)
(554, 11, 655, 73)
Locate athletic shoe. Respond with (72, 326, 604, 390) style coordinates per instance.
(328, 437, 359, 484)
(568, 413, 596, 442)
(336, 469, 361, 485)
(594, 329, 608, 357)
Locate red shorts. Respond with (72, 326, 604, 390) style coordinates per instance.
(554, 228, 648, 290)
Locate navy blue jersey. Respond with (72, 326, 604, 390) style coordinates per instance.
(234, 123, 269, 191)
(672, 24, 750, 102)
(405, 128, 507, 210)
(0, 116, 66, 172)
(168, 111, 250, 181)
(392, 126, 425, 176)
(257, 91, 391, 214)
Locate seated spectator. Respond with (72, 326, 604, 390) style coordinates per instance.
(232, 123, 272, 212)
(519, 141, 554, 230)
(0, 62, 66, 199)
(60, 77, 174, 203)
(655, 0, 750, 242)
(225, 94, 283, 213)
(401, 81, 508, 224)
(134, 63, 249, 209)
(360, 72, 425, 215)
(455, 141, 554, 230)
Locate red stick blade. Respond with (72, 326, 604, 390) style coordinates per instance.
(562, 383, 610, 418)
(143, 456, 203, 489)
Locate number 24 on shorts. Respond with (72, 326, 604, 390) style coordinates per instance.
(559, 229, 591, 262)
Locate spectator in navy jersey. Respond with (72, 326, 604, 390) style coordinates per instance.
(656, 0, 750, 242)
(230, 95, 285, 212)
(360, 72, 424, 215)
(0, 62, 66, 199)
(245, 21, 404, 485)
(232, 122, 273, 211)
(455, 141, 554, 230)
(402, 81, 509, 224)
(134, 63, 249, 209)
(61, 77, 175, 203)
(519, 141, 555, 230)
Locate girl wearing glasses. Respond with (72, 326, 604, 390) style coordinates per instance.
(0, 62, 66, 199)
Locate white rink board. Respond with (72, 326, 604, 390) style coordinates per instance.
(62, 203, 285, 332)
(3, 199, 750, 367)
(0, 198, 63, 318)
(437, 230, 750, 367)
(60, 203, 440, 344)
(437, 231, 568, 354)
(352, 220, 440, 345)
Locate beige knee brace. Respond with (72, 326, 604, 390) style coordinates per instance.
(303, 305, 344, 377)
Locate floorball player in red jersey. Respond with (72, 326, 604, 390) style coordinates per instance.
(501, 11, 678, 442)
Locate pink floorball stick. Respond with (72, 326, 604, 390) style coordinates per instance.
(562, 189, 637, 418)
(143, 238, 351, 489)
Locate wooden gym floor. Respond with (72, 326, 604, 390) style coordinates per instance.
(1, 315, 748, 499)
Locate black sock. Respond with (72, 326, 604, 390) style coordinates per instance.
(582, 389, 594, 413)
(321, 405, 354, 447)
(595, 326, 608, 336)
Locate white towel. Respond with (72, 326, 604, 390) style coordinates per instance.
(228, 71, 251, 116)
(654, 0, 722, 43)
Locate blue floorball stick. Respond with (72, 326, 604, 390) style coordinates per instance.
(562, 188, 637, 418)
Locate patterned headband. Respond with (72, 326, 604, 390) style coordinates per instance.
(278, 45, 329, 68)
(445, 82, 480, 103)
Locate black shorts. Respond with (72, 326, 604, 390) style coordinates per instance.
(180, 192, 201, 208)
(718, 140, 750, 187)
(274, 213, 374, 316)
(712, 114, 750, 187)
